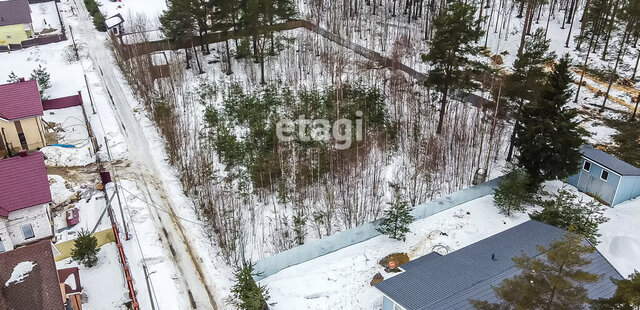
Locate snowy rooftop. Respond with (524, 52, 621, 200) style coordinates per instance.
(104, 14, 123, 29)
(0, 240, 64, 310)
(375, 221, 622, 310)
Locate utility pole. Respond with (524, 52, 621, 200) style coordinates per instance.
(104, 136, 129, 240)
(83, 74, 97, 114)
(142, 265, 156, 310)
(69, 25, 79, 59)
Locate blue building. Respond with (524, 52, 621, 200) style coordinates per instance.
(567, 145, 640, 206)
(375, 221, 622, 310)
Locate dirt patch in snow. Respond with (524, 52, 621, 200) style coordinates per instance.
(378, 253, 409, 270)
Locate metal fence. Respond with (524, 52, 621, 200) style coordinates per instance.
(253, 176, 504, 280)
(0, 34, 67, 52)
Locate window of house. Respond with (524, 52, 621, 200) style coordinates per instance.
(22, 224, 34, 239)
(583, 161, 591, 172)
(601, 170, 609, 181)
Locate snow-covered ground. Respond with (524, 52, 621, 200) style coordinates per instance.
(260, 194, 532, 309)
(49, 172, 190, 309)
(598, 197, 640, 278)
(94, 0, 166, 29)
(56, 243, 131, 310)
(30, 2, 62, 35)
(42, 106, 96, 167)
(260, 181, 640, 309)
(0, 39, 127, 163)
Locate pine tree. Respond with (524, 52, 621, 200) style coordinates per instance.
(422, 0, 485, 135)
(71, 229, 99, 267)
(231, 263, 270, 310)
(504, 28, 555, 162)
(239, 0, 296, 84)
(493, 169, 533, 216)
(592, 270, 640, 309)
(470, 233, 600, 309)
(514, 54, 585, 184)
(6, 71, 19, 83)
(377, 194, 414, 241)
(30, 65, 51, 100)
(160, 0, 196, 67)
(530, 187, 609, 245)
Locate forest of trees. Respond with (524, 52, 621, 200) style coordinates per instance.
(107, 0, 640, 269)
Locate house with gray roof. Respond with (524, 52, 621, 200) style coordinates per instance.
(568, 145, 640, 206)
(375, 221, 622, 310)
(0, 0, 34, 46)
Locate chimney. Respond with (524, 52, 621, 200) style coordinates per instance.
(18, 150, 28, 157)
(18, 77, 25, 82)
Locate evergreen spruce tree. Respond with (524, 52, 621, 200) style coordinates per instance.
(504, 28, 555, 161)
(377, 194, 414, 241)
(30, 65, 51, 100)
(160, 0, 196, 66)
(470, 233, 600, 309)
(530, 187, 609, 245)
(493, 168, 533, 216)
(592, 270, 640, 309)
(231, 263, 270, 310)
(6, 71, 19, 83)
(422, 0, 485, 134)
(514, 54, 585, 184)
(71, 229, 99, 267)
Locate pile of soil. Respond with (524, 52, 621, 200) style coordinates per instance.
(370, 272, 384, 286)
(379, 252, 410, 272)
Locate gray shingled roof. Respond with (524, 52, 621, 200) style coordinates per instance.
(375, 221, 623, 310)
(581, 145, 640, 176)
(0, 0, 32, 27)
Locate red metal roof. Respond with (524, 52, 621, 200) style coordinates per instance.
(0, 80, 44, 121)
(57, 267, 82, 295)
(0, 152, 52, 217)
(0, 240, 65, 310)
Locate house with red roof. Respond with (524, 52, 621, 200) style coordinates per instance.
(0, 240, 70, 310)
(0, 78, 48, 158)
(0, 151, 53, 253)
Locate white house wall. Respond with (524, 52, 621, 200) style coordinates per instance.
(0, 219, 14, 251)
(1, 203, 52, 249)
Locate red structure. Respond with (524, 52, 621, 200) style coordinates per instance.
(42, 91, 84, 111)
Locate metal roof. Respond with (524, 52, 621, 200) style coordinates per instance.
(0, 0, 32, 27)
(375, 221, 623, 310)
(0, 80, 44, 121)
(581, 145, 640, 176)
(0, 240, 65, 310)
(0, 152, 52, 217)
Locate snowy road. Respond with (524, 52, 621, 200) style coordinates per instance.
(71, 1, 219, 309)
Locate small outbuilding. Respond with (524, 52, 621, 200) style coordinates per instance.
(104, 13, 124, 37)
(568, 145, 640, 206)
